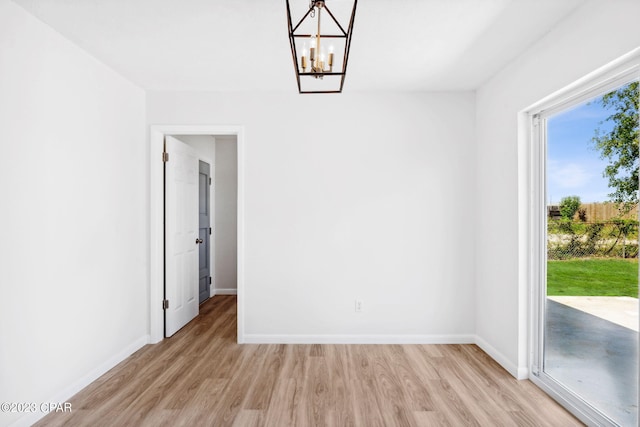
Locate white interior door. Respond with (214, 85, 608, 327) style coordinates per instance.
(165, 135, 199, 337)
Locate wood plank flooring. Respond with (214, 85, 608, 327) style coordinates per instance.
(35, 296, 582, 426)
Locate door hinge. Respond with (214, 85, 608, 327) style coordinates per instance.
(162, 299, 169, 310)
(209, 277, 212, 285)
(162, 152, 169, 163)
(209, 177, 212, 185)
(209, 227, 212, 235)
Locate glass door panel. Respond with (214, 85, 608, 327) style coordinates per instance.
(543, 81, 639, 426)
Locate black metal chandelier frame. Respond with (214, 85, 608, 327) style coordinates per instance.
(286, 0, 358, 94)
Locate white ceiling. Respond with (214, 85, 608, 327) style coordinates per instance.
(12, 0, 585, 92)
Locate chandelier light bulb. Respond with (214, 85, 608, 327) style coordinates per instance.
(328, 45, 334, 70)
(310, 36, 316, 62)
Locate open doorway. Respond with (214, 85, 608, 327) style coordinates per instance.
(149, 125, 245, 344)
(174, 134, 239, 302)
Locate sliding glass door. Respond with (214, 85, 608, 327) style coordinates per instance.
(533, 76, 639, 426)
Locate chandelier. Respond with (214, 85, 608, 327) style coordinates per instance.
(286, 0, 358, 94)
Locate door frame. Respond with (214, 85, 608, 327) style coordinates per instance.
(521, 49, 640, 426)
(149, 125, 245, 344)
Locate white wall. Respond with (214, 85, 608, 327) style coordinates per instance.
(214, 136, 238, 294)
(147, 91, 477, 341)
(0, 1, 147, 426)
(475, 0, 640, 377)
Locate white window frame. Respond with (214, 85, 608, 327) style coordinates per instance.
(523, 49, 640, 426)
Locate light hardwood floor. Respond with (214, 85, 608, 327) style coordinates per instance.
(36, 295, 582, 426)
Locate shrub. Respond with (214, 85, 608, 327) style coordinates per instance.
(559, 196, 581, 220)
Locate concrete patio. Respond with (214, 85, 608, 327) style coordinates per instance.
(545, 298, 639, 426)
(548, 296, 639, 331)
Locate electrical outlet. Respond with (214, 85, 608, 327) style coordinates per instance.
(355, 299, 363, 313)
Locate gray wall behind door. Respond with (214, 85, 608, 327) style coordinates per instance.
(214, 136, 237, 293)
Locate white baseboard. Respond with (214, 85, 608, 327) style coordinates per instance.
(213, 288, 237, 295)
(243, 334, 475, 344)
(474, 335, 528, 379)
(11, 335, 150, 427)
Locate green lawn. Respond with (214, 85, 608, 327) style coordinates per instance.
(547, 258, 638, 297)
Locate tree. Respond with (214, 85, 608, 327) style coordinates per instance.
(591, 81, 639, 209)
(559, 195, 581, 220)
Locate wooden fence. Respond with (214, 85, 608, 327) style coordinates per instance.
(548, 202, 638, 221)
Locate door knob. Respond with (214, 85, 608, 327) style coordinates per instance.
(196, 238, 203, 244)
